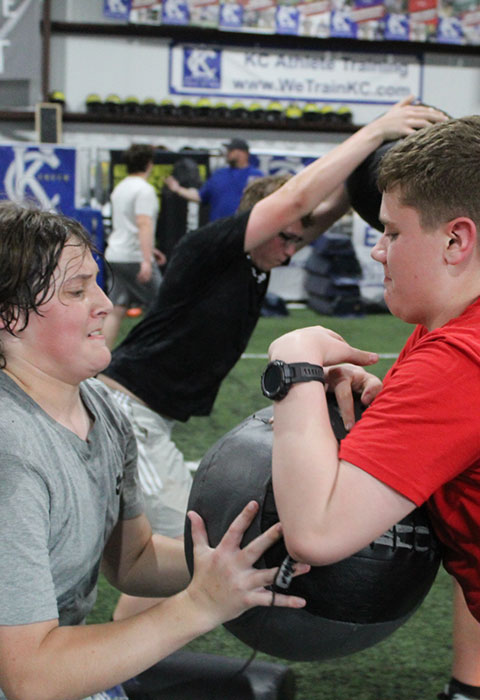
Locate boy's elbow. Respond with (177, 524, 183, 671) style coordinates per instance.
(283, 528, 348, 568)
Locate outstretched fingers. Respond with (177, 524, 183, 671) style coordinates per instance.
(187, 504, 311, 623)
(188, 509, 209, 547)
(247, 587, 307, 609)
(394, 95, 415, 108)
(247, 563, 310, 608)
(239, 519, 284, 565)
(190, 501, 264, 555)
(249, 562, 311, 589)
(318, 327, 379, 367)
(216, 501, 261, 552)
(343, 346, 379, 368)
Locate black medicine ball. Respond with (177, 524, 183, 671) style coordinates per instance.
(184, 395, 442, 662)
(346, 139, 401, 232)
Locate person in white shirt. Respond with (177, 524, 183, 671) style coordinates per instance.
(103, 143, 166, 348)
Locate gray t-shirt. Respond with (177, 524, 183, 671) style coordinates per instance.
(0, 372, 143, 633)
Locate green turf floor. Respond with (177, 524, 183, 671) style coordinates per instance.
(90, 308, 453, 699)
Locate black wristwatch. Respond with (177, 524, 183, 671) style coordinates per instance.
(261, 360, 325, 401)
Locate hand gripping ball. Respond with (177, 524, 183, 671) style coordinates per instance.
(184, 395, 443, 662)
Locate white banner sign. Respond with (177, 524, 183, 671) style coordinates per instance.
(169, 44, 423, 104)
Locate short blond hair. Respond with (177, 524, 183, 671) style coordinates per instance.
(238, 174, 292, 211)
(238, 173, 314, 228)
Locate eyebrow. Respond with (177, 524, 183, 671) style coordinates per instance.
(64, 270, 99, 284)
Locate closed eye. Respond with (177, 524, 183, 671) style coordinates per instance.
(278, 232, 303, 245)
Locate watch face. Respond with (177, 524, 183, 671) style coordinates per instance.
(262, 362, 284, 398)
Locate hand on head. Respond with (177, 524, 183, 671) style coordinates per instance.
(374, 95, 449, 142)
(185, 501, 309, 627)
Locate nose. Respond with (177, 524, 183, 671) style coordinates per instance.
(371, 235, 386, 263)
(93, 282, 113, 316)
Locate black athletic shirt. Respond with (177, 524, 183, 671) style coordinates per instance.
(104, 210, 269, 421)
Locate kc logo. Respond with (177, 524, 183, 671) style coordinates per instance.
(183, 48, 221, 88)
(185, 49, 218, 80)
(163, 0, 189, 22)
(276, 5, 299, 31)
(3, 146, 62, 209)
(105, 0, 129, 11)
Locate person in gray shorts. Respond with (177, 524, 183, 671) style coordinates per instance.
(103, 143, 166, 348)
(0, 202, 308, 700)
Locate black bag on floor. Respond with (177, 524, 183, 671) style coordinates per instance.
(123, 650, 296, 699)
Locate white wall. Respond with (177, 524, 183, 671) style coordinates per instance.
(50, 33, 480, 122)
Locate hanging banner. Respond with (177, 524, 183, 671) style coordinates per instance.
(133, 1, 162, 23)
(103, 0, 132, 20)
(169, 43, 423, 104)
(218, 0, 277, 32)
(0, 145, 76, 214)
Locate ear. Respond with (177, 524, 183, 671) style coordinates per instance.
(444, 217, 477, 265)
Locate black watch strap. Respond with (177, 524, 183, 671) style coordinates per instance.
(287, 362, 325, 384)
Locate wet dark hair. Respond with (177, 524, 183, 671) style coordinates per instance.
(124, 143, 155, 174)
(0, 201, 93, 367)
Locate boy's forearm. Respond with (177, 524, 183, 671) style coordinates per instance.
(248, 118, 387, 249)
(137, 217, 154, 263)
(175, 185, 201, 203)
(302, 185, 351, 244)
(102, 529, 190, 598)
(278, 121, 385, 218)
(1, 592, 216, 700)
(116, 534, 190, 597)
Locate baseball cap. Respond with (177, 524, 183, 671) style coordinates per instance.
(223, 138, 249, 152)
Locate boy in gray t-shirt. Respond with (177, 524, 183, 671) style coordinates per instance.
(0, 203, 308, 700)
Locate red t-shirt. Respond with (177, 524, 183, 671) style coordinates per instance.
(339, 297, 480, 620)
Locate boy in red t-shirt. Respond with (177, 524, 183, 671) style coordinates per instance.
(263, 116, 480, 700)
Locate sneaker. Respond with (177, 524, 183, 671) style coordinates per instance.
(126, 307, 143, 318)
